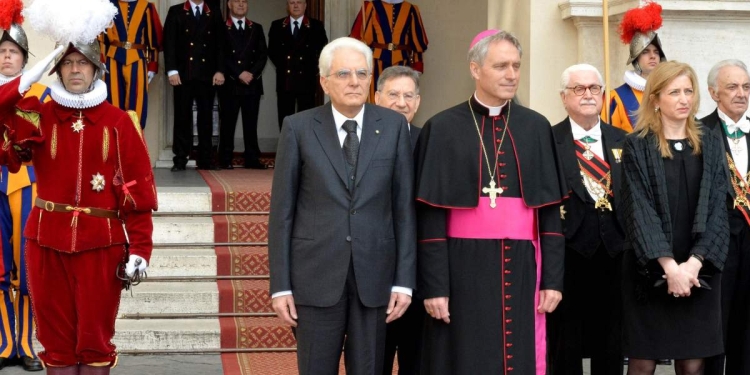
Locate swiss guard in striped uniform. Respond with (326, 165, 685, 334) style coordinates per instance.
(350, 0, 428, 101)
(0, 1, 46, 370)
(602, 1, 666, 133)
(99, 0, 163, 128)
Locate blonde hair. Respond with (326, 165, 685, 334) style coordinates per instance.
(635, 61, 702, 158)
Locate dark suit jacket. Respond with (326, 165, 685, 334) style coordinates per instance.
(222, 18, 267, 96)
(700, 109, 750, 235)
(268, 103, 417, 308)
(621, 129, 729, 270)
(163, 1, 225, 82)
(409, 123, 420, 151)
(553, 118, 626, 257)
(267, 16, 328, 94)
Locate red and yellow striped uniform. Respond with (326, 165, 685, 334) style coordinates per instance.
(350, 0, 428, 101)
(99, 0, 163, 128)
(0, 82, 49, 360)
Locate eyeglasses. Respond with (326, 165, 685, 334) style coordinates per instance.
(328, 69, 370, 81)
(565, 85, 603, 96)
(385, 91, 418, 103)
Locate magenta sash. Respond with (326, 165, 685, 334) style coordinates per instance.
(446, 197, 537, 239)
(446, 196, 547, 375)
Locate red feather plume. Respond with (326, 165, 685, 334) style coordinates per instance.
(0, 0, 24, 31)
(619, 1, 663, 44)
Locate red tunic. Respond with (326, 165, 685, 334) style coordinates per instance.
(0, 77, 157, 260)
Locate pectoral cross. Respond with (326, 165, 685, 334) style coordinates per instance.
(482, 179, 504, 208)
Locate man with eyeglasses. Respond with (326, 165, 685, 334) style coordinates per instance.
(268, 37, 416, 375)
(548, 64, 626, 374)
(373, 65, 421, 375)
(268, 0, 328, 130)
(414, 30, 566, 375)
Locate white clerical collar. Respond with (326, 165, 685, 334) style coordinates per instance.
(231, 16, 245, 28)
(332, 105, 365, 132)
(290, 16, 304, 25)
(0, 73, 20, 87)
(570, 118, 602, 141)
(623, 70, 646, 92)
(49, 80, 108, 109)
(473, 92, 506, 116)
(381, 0, 404, 3)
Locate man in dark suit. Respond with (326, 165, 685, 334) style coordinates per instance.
(702, 59, 750, 375)
(548, 64, 626, 375)
(217, 0, 268, 170)
(164, 0, 225, 171)
(373, 65, 421, 375)
(268, 37, 416, 375)
(267, 0, 328, 130)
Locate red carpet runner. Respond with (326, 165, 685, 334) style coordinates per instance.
(201, 170, 394, 374)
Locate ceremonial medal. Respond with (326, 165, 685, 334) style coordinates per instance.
(71, 119, 85, 133)
(583, 147, 594, 161)
(560, 205, 566, 220)
(91, 173, 105, 192)
(595, 196, 613, 211)
(612, 148, 622, 163)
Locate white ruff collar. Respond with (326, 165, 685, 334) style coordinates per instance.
(623, 70, 646, 92)
(49, 80, 108, 109)
(0, 73, 19, 87)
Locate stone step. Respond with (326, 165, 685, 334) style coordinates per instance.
(152, 216, 214, 244)
(119, 282, 218, 315)
(114, 319, 221, 350)
(147, 248, 217, 277)
(157, 186, 211, 213)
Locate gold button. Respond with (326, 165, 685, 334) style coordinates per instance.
(190, 42, 194, 46)
(202, 59, 205, 62)
(287, 56, 291, 59)
(287, 70, 291, 73)
(238, 61, 242, 64)
(190, 57, 193, 61)
(299, 57, 303, 60)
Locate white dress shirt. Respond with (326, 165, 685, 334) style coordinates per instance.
(719, 109, 749, 177)
(289, 16, 304, 34)
(272, 105, 412, 299)
(231, 16, 245, 30)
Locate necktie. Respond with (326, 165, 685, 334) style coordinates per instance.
(238, 20, 243, 32)
(293, 20, 300, 40)
(342, 120, 359, 167)
(195, 6, 201, 20)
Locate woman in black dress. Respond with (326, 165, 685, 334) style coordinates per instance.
(621, 61, 729, 375)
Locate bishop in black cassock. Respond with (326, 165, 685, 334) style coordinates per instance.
(415, 30, 567, 375)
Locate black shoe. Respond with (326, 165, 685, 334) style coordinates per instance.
(20, 357, 43, 372)
(0, 357, 12, 369)
(218, 164, 234, 170)
(196, 164, 218, 170)
(170, 165, 186, 172)
(244, 160, 268, 169)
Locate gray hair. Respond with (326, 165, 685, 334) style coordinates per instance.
(376, 66, 420, 94)
(560, 64, 604, 93)
(468, 31, 522, 65)
(707, 59, 749, 90)
(318, 37, 373, 77)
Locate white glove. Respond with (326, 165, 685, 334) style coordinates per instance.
(19, 45, 65, 94)
(125, 254, 148, 278)
(147, 71, 155, 84)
